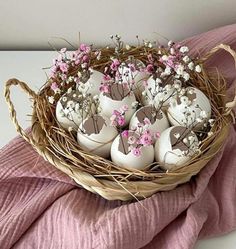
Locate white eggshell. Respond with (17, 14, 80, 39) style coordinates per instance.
(111, 134, 154, 170)
(77, 116, 118, 158)
(167, 87, 211, 130)
(56, 91, 89, 130)
(154, 126, 199, 170)
(84, 69, 104, 96)
(142, 76, 177, 109)
(119, 59, 149, 96)
(129, 106, 169, 140)
(99, 92, 136, 125)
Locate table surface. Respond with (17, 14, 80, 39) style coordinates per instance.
(0, 51, 236, 248)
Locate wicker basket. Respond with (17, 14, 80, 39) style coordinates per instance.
(4, 44, 236, 201)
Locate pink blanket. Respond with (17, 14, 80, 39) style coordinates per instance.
(1, 24, 236, 249)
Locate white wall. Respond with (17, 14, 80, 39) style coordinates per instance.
(1, 0, 236, 50)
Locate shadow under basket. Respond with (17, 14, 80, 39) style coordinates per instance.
(4, 44, 236, 201)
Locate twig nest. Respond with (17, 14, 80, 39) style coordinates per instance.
(111, 131, 154, 170)
(77, 69, 104, 96)
(56, 88, 92, 129)
(118, 59, 149, 96)
(142, 76, 179, 110)
(155, 126, 199, 170)
(99, 83, 136, 125)
(77, 115, 118, 158)
(167, 87, 211, 130)
(129, 105, 169, 141)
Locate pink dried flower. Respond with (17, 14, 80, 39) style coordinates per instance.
(154, 131, 161, 139)
(120, 104, 129, 112)
(132, 147, 141, 157)
(103, 74, 112, 81)
(59, 62, 69, 73)
(110, 59, 120, 71)
(117, 116, 125, 126)
(121, 130, 129, 138)
(80, 43, 91, 53)
(143, 80, 148, 87)
(99, 84, 109, 93)
(128, 63, 136, 72)
(143, 117, 151, 125)
(139, 133, 153, 146)
(51, 82, 59, 91)
(146, 64, 154, 73)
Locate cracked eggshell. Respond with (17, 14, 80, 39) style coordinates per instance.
(84, 69, 104, 96)
(77, 115, 118, 158)
(56, 90, 91, 130)
(99, 85, 136, 125)
(111, 134, 154, 170)
(167, 87, 211, 130)
(154, 126, 199, 170)
(142, 76, 177, 110)
(129, 105, 169, 140)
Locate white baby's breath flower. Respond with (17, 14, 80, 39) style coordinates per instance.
(188, 62, 194, 70)
(68, 127, 73, 132)
(48, 96, 54, 104)
(77, 71, 82, 77)
(132, 101, 139, 108)
(179, 46, 189, 53)
(125, 44, 131, 50)
(142, 90, 147, 96)
(168, 40, 174, 47)
(183, 56, 190, 63)
(164, 66, 172, 75)
(183, 72, 190, 81)
(170, 47, 175, 55)
(200, 110, 207, 119)
(176, 64, 185, 75)
(93, 95, 99, 101)
(161, 55, 168, 61)
(67, 87, 72, 94)
(195, 65, 202, 73)
(62, 96, 67, 102)
(208, 131, 213, 137)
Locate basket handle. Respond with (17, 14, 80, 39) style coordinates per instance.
(4, 78, 39, 146)
(201, 44, 236, 115)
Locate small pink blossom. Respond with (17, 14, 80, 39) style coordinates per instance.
(99, 84, 109, 93)
(143, 117, 151, 125)
(59, 62, 69, 73)
(80, 43, 91, 53)
(51, 82, 59, 91)
(146, 64, 154, 73)
(110, 59, 120, 71)
(112, 110, 120, 116)
(120, 104, 129, 112)
(117, 116, 125, 126)
(103, 74, 111, 81)
(128, 63, 136, 72)
(139, 134, 153, 146)
(132, 147, 141, 157)
(142, 80, 148, 87)
(154, 131, 161, 139)
(121, 130, 129, 138)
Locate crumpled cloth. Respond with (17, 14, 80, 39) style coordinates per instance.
(0, 24, 236, 249)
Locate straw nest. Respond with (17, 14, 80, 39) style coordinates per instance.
(5, 43, 236, 201)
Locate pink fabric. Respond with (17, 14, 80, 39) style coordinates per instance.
(1, 24, 236, 249)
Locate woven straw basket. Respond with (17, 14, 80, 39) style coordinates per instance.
(4, 44, 236, 201)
